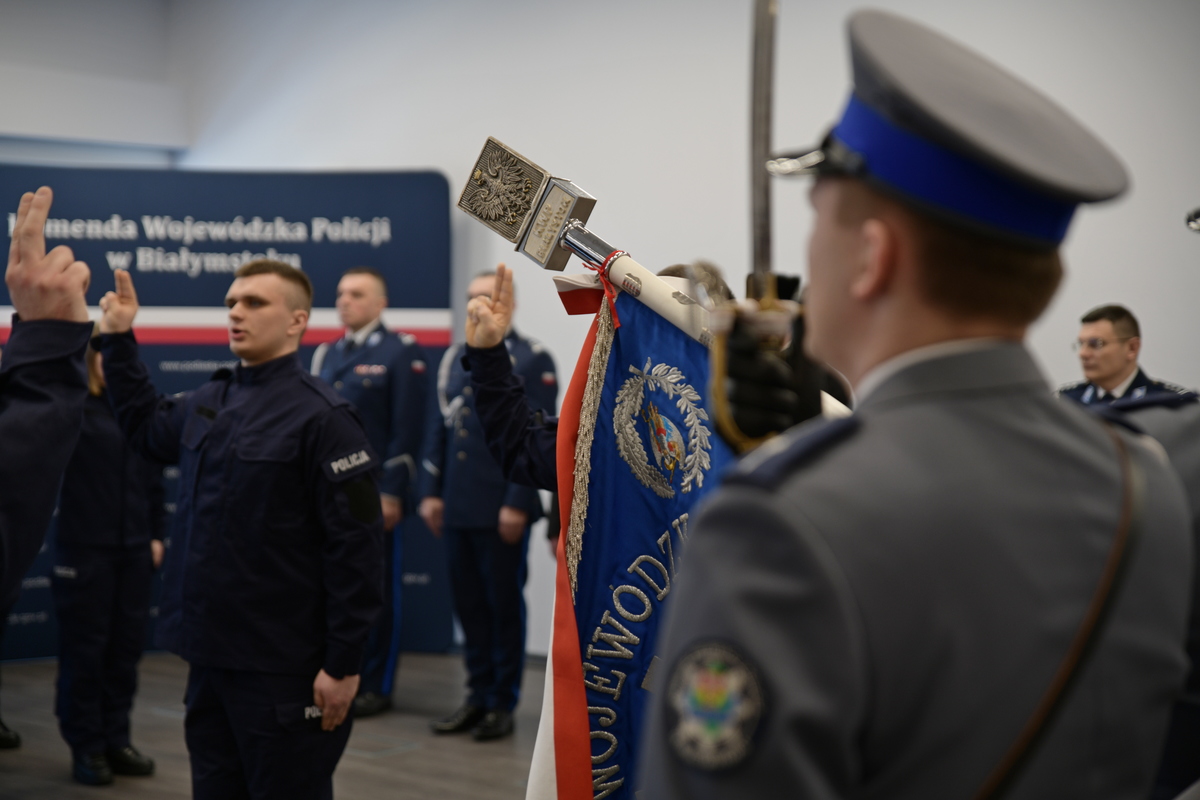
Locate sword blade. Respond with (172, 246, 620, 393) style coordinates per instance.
(750, 0, 777, 299)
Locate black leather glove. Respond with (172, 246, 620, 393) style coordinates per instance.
(722, 310, 825, 442)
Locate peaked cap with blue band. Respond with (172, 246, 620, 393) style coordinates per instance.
(768, 9, 1129, 249)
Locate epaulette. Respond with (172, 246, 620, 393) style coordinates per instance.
(726, 416, 860, 490)
(298, 372, 352, 409)
(1149, 378, 1194, 395)
(1111, 390, 1200, 412)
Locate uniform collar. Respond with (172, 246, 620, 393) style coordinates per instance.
(1096, 366, 1141, 400)
(233, 352, 300, 385)
(346, 317, 384, 347)
(854, 337, 1007, 405)
(856, 340, 1047, 411)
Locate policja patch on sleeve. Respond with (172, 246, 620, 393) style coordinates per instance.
(665, 641, 765, 771)
(323, 446, 381, 524)
(322, 448, 376, 482)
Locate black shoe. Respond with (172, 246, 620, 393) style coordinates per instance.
(352, 691, 392, 718)
(72, 752, 114, 786)
(106, 745, 154, 776)
(430, 703, 486, 734)
(0, 718, 19, 749)
(473, 709, 514, 741)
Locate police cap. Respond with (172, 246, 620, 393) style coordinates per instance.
(769, 9, 1128, 249)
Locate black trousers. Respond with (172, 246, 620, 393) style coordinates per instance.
(52, 544, 153, 756)
(358, 521, 403, 696)
(444, 525, 530, 712)
(184, 665, 352, 800)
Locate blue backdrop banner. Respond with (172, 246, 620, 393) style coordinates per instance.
(1, 165, 455, 660)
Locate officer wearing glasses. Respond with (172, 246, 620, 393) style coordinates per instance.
(1059, 304, 1190, 405)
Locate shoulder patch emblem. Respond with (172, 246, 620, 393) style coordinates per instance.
(541, 371, 556, 385)
(412, 360, 427, 374)
(667, 642, 764, 771)
(614, 358, 713, 498)
(322, 448, 375, 481)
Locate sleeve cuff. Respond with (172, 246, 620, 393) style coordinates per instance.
(0, 318, 93, 372)
(463, 343, 513, 382)
(323, 642, 364, 680)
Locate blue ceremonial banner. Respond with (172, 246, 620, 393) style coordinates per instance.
(556, 292, 735, 799)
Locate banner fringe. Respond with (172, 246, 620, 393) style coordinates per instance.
(567, 299, 615, 599)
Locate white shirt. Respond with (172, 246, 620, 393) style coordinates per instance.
(1094, 367, 1139, 400)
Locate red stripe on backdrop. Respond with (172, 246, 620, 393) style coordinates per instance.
(0, 327, 452, 347)
(553, 309, 603, 800)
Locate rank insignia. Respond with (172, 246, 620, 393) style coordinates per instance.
(666, 642, 764, 771)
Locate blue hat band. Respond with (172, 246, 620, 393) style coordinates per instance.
(832, 94, 1076, 245)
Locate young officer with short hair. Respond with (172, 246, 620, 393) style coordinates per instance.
(95, 260, 383, 800)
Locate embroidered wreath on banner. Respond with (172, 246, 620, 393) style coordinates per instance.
(614, 358, 714, 498)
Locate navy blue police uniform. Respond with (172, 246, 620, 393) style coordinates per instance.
(462, 342, 558, 492)
(420, 330, 557, 717)
(95, 330, 383, 800)
(312, 320, 428, 701)
(1058, 368, 1191, 406)
(0, 317, 92, 605)
(52, 389, 166, 765)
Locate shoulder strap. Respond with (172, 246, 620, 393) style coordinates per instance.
(974, 422, 1143, 800)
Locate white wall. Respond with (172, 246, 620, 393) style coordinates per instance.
(0, 0, 185, 150)
(4, 0, 1199, 655)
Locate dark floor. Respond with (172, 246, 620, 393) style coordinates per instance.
(0, 651, 544, 799)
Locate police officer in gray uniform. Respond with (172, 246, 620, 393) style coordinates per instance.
(640, 10, 1194, 799)
(1116, 392, 1200, 799)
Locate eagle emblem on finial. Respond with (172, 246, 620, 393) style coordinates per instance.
(464, 150, 534, 226)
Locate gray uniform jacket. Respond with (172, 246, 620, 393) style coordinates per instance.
(1124, 402, 1200, 702)
(640, 343, 1192, 799)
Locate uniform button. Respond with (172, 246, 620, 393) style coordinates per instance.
(363, 379, 372, 388)
(457, 451, 468, 461)
(458, 429, 469, 439)
(463, 386, 473, 396)
(462, 408, 471, 416)
(334, 381, 344, 389)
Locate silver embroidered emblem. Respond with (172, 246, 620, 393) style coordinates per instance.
(667, 643, 763, 771)
(613, 358, 713, 498)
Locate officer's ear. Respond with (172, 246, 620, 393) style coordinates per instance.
(1126, 335, 1141, 361)
(851, 216, 899, 302)
(288, 308, 310, 339)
